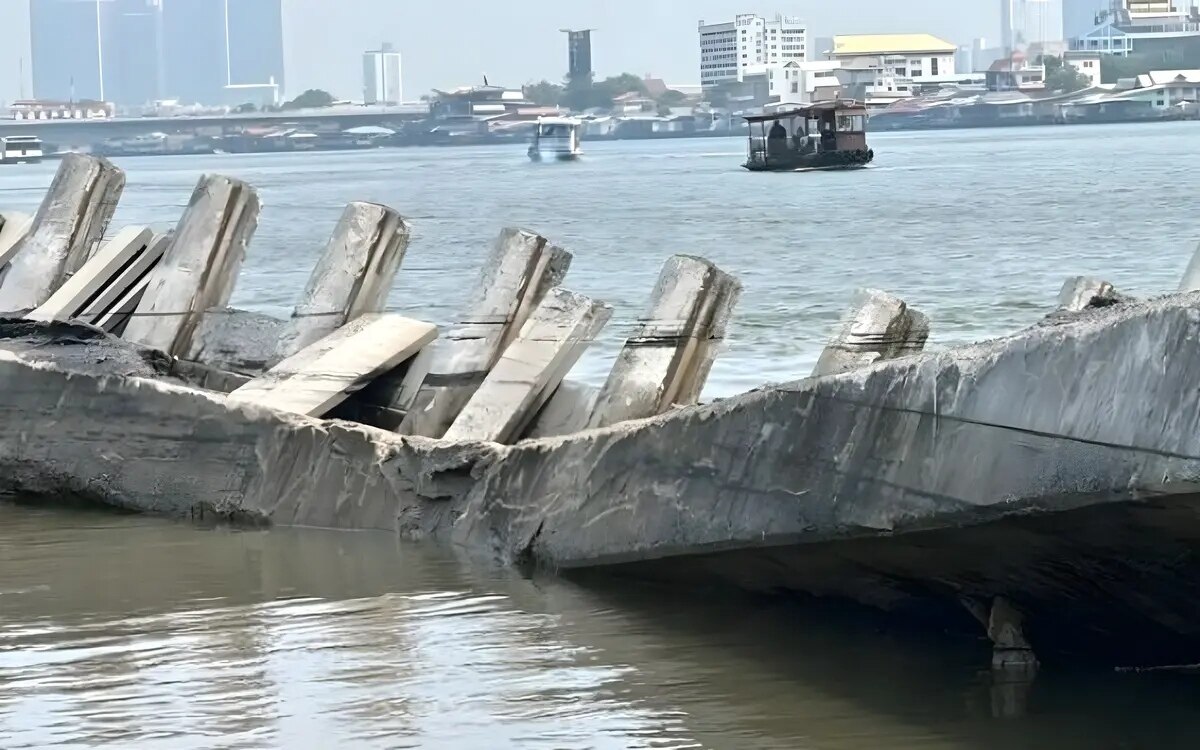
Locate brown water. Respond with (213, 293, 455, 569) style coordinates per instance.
(3, 502, 1200, 749)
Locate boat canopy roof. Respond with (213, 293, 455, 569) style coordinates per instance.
(744, 100, 867, 122)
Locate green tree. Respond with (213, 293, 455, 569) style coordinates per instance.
(563, 71, 606, 111)
(1040, 55, 1090, 93)
(599, 73, 648, 96)
(283, 89, 336, 110)
(524, 80, 564, 106)
(657, 89, 688, 106)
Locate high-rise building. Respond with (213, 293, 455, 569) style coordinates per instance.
(226, 0, 284, 94)
(698, 13, 808, 88)
(109, 0, 164, 105)
(159, 0, 224, 104)
(566, 29, 593, 80)
(30, 0, 283, 106)
(30, 0, 114, 102)
(363, 43, 402, 105)
(158, 0, 283, 105)
(1001, 0, 1065, 53)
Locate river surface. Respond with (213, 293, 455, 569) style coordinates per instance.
(1, 123, 1198, 395)
(4, 125, 1200, 747)
(4, 502, 1200, 749)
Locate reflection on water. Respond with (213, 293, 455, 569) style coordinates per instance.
(3, 501, 1200, 749)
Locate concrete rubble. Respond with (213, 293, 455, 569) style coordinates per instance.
(1057, 276, 1123, 312)
(3, 154, 1200, 667)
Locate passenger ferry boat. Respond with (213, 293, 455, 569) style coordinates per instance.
(528, 117, 582, 161)
(0, 135, 44, 165)
(743, 101, 873, 172)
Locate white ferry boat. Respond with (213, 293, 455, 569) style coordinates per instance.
(528, 117, 582, 161)
(0, 136, 44, 165)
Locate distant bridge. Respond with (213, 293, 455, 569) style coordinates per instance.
(0, 105, 433, 148)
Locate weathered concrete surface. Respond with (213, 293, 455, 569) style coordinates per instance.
(0, 323, 502, 532)
(454, 292, 1200, 572)
(28, 226, 154, 323)
(276, 202, 412, 359)
(0, 211, 33, 269)
(123, 175, 260, 357)
(524, 380, 601, 439)
(1179, 242, 1200, 292)
(229, 314, 437, 417)
(1057, 276, 1121, 313)
(445, 289, 611, 444)
(589, 256, 741, 429)
(0, 155, 125, 312)
(399, 228, 570, 439)
(812, 288, 929, 377)
(0, 318, 172, 379)
(183, 309, 286, 376)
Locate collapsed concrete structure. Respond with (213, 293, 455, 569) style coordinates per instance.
(3, 156, 1200, 670)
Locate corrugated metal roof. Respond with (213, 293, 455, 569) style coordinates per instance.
(832, 33, 957, 56)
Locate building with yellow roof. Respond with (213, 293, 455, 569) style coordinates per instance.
(827, 33, 960, 106)
(831, 34, 958, 57)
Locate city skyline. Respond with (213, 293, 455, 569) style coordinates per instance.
(1, 1, 1000, 105)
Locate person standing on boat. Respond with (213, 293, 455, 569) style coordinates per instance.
(819, 121, 836, 153)
(768, 120, 788, 158)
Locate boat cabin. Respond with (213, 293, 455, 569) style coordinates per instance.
(742, 100, 872, 172)
(529, 117, 583, 161)
(0, 135, 44, 165)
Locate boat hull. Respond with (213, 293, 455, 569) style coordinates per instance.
(529, 149, 581, 162)
(743, 148, 874, 172)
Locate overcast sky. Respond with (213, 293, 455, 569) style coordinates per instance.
(1, 0, 999, 103)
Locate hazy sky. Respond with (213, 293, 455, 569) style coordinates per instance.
(1, 0, 999, 104)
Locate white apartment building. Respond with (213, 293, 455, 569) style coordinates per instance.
(829, 34, 958, 104)
(767, 60, 840, 102)
(699, 13, 808, 88)
(363, 43, 403, 105)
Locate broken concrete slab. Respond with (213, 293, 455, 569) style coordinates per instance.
(811, 288, 929, 378)
(27, 226, 154, 323)
(1058, 277, 1121, 312)
(276, 201, 412, 360)
(444, 289, 612, 444)
(589, 256, 741, 429)
(0, 154, 125, 312)
(94, 273, 150, 337)
(73, 233, 170, 328)
(228, 313, 437, 417)
(329, 347, 434, 430)
(399, 228, 571, 439)
(122, 174, 260, 358)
